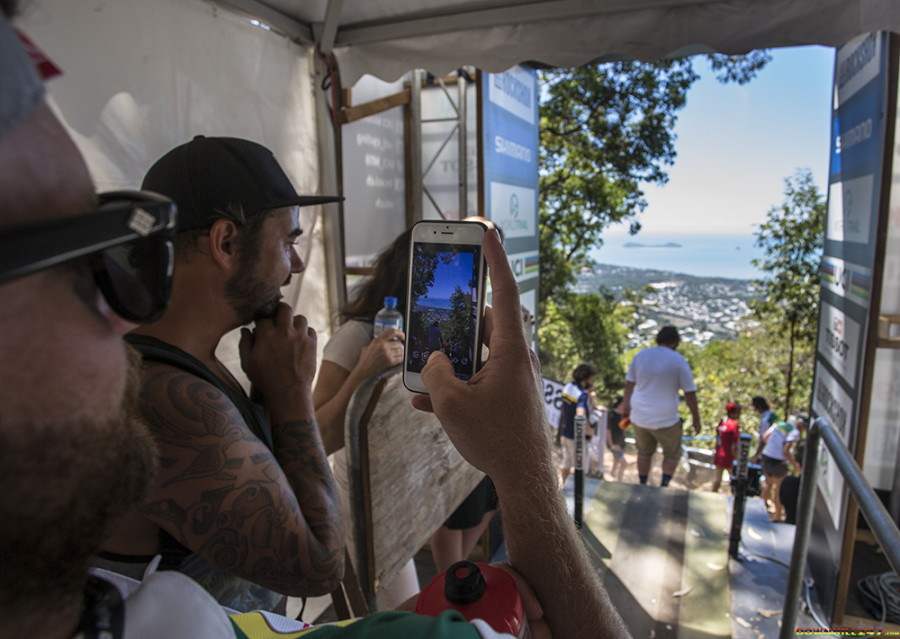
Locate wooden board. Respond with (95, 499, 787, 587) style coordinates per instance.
(347, 371, 485, 595)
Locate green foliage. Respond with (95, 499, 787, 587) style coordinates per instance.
(622, 321, 815, 450)
(537, 53, 771, 308)
(409, 247, 454, 309)
(750, 168, 825, 413)
(751, 168, 825, 340)
(538, 59, 698, 304)
(443, 285, 473, 355)
(708, 50, 773, 85)
(535, 52, 777, 423)
(539, 289, 628, 401)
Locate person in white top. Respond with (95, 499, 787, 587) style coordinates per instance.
(751, 414, 808, 522)
(621, 326, 701, 486)
(751, 396, 778, 440)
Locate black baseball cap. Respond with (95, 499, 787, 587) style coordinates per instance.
(142, 135, 343, 231)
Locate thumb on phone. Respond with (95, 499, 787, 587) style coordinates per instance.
(410, 350, 461, 413)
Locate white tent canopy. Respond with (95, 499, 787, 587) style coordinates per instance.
(219, 0, 900, 85)
(14, 0, 900, 387)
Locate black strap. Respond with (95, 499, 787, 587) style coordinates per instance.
(125, 334, 274, 450)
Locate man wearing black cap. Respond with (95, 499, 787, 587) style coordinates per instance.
(96, 136, 346, 612)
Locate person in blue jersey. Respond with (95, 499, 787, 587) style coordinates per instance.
(557, 363, 598, 486)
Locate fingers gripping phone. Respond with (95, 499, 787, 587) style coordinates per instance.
(403, 220, 488, 394)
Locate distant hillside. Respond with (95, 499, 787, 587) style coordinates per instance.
(622, 241, 683, 248)
(573, 263, 760, 347)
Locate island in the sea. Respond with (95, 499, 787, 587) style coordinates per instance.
(623, 241, 683, 248)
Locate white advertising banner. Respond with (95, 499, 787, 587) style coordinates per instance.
(543, 377, 565, 431)
(826, 176, 874, 244)
(812, 362, 854, 527)
(820, 255, 872, 310)
(488, 65, 537, 125)
(817, 301, 862, 386)
(489, 181, 536, 238)
(836, 32, 882, 106)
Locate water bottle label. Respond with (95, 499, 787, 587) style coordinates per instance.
(374, 319, 402, 337)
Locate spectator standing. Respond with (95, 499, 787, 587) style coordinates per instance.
(750, 395, 778, 454)
(587, 399, 607, 478)
(606, 396, 627, 482)
(558, 363, 598, 486)
(779, 437, 807, 525)
(752, 414, 808, 522)
(621, 326, 701, 487)
(712, 402, 741, 492)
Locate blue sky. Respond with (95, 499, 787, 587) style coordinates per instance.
(423, 251, 475, 300)
(605, 45, 836, 238)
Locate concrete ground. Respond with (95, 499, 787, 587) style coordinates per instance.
(298, 446, 840, 636)
(561, 470, 836, 638)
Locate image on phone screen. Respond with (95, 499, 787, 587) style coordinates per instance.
(406, 241, 483, 381)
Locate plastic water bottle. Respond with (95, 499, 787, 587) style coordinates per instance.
(373, 296, 403, 337)
(415, 560, 530, 638)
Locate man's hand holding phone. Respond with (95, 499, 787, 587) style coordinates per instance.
(411, 228, 632, 639)
(410, 229, 548, 485)
(402, 220, 487, 394)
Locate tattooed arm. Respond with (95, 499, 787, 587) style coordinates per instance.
(133, 304, 343, 597)
(134, 367, 343, 597)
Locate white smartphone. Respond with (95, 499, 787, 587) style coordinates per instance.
(402, 220, 488, 394)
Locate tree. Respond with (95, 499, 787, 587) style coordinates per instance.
(750, 168, 825, 415)
(538, 53, 772, 308)
(536, 53, 771, 407)
(444, 284, 473, 362)
(539, 289, 628, 400)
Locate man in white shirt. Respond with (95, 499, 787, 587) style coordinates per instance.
(621, 326, 701, 486)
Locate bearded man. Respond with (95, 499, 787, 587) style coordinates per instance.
(96, 136, 345, 612)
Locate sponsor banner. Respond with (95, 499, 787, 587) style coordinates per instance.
(485, 129, 538, 183)
(488, 65, 537, 125)
(826, 175, 874, 244)
(543, 376, 565, 430)
(490, 180, 536, 238)
(483, 65, 540, 245)
(820, 256, 872, 309)
(812, 361, 853, 439)
(812, 361, 853, 527)
(817, 301, 862, 386)
(506, 250, 540, 283)
(830, 85, 881, 177)
(836, 32, 881, 106)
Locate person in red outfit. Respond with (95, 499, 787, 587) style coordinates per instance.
(712, 402, 742, 492)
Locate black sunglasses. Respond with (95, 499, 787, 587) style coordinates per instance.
(0, 190, 177, 322)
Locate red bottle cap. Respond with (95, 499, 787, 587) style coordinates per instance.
(416, 561, 526, 637)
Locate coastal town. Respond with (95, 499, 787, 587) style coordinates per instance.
(573, 262, 759, 349)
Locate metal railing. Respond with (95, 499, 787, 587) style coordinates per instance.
(780, 417, 900, 638)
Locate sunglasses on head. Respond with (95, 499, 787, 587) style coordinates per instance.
(0, 190, 177, 322)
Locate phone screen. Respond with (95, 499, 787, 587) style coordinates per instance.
(406, 240, 483, 381)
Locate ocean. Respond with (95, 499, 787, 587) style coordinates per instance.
(588, 233, 766, 281)
(415, 297, 453, 310)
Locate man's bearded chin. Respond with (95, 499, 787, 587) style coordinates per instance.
(0, 344, 159, 620)
(251, 294, 283, 322)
